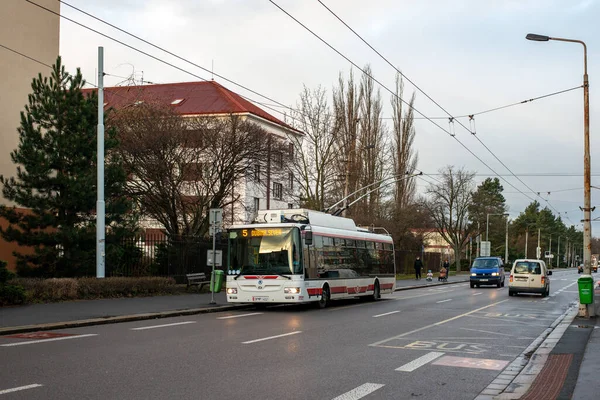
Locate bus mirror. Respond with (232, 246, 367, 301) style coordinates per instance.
(305, 231, 313, 246)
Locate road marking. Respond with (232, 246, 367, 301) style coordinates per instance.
(370, 300, 508, 347)
(217, 312, 263, 319)
(472, 292, 482, 296)
(436, 299, 452, 303)
(1, 334, 97, 347)
(131, 321, 196, 330)
(0, 384, 43, 395)
(332, 383, 385, 400)
(242, 331, 302, 344)
(460, 328, 515, 337)
(432, 355, 509, 370)
(373, 311, 400, 318)
(395, 351, 444, 372)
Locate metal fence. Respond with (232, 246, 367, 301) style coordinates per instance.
(395, 250, 442, 275)
(107, 234, 227, 283)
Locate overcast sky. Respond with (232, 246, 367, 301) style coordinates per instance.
(57, 0, 600, 229)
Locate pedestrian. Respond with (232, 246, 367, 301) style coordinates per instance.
(443, 259, 450, 272)
(414, 256, 423, 280)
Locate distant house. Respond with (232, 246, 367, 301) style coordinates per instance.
(89, 80, 303, 233)
(410, 228, 455, 260)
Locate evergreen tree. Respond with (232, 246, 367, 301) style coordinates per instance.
(0, 57, 135, 277)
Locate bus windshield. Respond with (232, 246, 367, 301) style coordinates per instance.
(228, 227, 303, 276)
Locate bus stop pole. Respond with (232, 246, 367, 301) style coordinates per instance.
(210, 210, 217, 305)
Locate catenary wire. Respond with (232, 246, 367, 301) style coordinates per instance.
(314, 0, 568, 219)
(26, 0, 306, 127)
(268, 0, 540, 204)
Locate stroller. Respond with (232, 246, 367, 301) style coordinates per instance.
(438, 268, 448, 282)
(426, 270, 433, 282)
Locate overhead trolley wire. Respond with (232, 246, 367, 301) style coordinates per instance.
(26, 0, 305, 127)
(314, 0, 571, 217)
(268, 0, 537, 205)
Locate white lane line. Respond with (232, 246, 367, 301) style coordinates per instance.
(395, 351, 444, 372)
(242, 331, 302, 344)
(217, 312, 263, 319)
(1, 334, 97, 347)
(373, 311, 400, 318)
(0, 384, 43, 395)
(370, 300, 508, 347)
(436, 299, 452, 303)
(472, 292, 483, 296)
(131, 321, 196, 330)
(332, 383, 385, 400)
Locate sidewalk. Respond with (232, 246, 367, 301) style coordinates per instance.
(0, 275, 469, 334)
(476, 274, 600, 399)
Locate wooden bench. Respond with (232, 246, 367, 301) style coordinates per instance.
(186, 273, 210, 290)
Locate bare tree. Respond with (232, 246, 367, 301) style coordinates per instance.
(287, 85, 337, 210)
(391, 72, 418, 210)
(356, 65, 388, 221)
(332, 69, 362, 216)
(421, 166, 475, 272)
(108, 103, 270, 238)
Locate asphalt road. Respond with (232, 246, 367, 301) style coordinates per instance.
(0, 269, 582, 400)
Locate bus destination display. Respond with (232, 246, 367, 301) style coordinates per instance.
(242, 228, 284, 237)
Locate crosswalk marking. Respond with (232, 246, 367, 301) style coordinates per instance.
(396, 352, 445, 372)
(332, 383, 385, 400)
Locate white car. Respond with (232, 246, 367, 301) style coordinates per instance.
(508, 259, 552, 297)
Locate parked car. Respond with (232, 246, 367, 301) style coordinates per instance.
(470, 256, 505, 288)
(509, 259, 551, 297)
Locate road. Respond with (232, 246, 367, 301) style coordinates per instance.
(0, 269, 582, 399)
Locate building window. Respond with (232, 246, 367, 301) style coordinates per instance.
(254, 197, 260, 212)
(274, 152, 283, 168)
(288, 172, 294, 190)
(273, 182, 283, 200)
(288, 203, 294, 209)
(181, 163, 202, 181)
(254, 164, 261, 182)
(288, 142, 294, 159)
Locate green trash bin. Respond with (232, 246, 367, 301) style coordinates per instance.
(210, 270, 225, 293)
(578, 275, 594, 304)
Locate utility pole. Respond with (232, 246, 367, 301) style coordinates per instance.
(537, 228, 541, 260)
(549, 235, 552, 268)
(557, 236, 561, 267)
(505, 218, 509, 266)
(525, 228, 528, 258)
(96, 47, 105, 279)
(476, 221, 480, 257)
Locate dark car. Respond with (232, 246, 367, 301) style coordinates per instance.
(470, 257, 505, 288)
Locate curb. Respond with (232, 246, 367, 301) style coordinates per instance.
(0, 279, 469, 336)
(474, 302, 579, 400)
(0, 303, 253, 336)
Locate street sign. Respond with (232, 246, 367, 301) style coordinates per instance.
(480, 241, 491, 257)
(545, 254, 554, 259)
(209, 225, 222, 236)
(209, 208, 223, 225)
(207, 250, 222, 267)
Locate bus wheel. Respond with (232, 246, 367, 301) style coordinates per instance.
(318, 285, 330, 309)
(371, 281, 381, 301)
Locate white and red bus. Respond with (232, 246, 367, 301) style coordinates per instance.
(225, 209, 395, 308)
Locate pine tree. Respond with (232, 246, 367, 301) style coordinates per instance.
(0, 57, 135, 277)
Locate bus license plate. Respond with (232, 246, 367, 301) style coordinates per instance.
(253, 296, 269, 302)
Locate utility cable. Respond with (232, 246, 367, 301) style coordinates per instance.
(314, 0, 566, 218)
(27, 0, 305, 126)
(268, 0, 537, 205)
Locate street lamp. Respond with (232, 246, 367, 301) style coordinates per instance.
(526, 33, 591, 275)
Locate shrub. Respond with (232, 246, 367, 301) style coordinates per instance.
(0, 260, 14, 284)
(12, 276, 179, 303)
(0, 284, 26, 306)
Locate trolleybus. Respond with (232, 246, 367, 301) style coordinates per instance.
(225, 209, 395, 308)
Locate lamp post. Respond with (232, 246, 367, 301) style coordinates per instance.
(526, 33, 592, 315)
(505, 218, 509, 266)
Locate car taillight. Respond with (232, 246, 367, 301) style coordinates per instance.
(509, 275, 513, 283)
(541, 276, 545, 284)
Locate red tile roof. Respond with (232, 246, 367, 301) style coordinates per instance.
(85, 80, 300, 133)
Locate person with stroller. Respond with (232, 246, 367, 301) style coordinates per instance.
(438, 266, 447, 282)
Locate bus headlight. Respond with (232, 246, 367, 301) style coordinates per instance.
(227, 288, 238, 294)
(284, 287, 301, 294)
